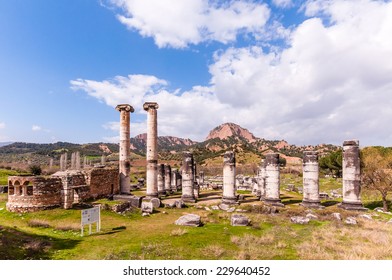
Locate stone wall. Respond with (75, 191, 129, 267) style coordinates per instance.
(6, 176, 63, 213)
(87, 168, 119, 199)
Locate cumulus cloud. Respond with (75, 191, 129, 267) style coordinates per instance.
(75, 0, 392, 146)
(110, 0, 270, 48)
(208, 0, 392, 145)
(70, 74, 168, 108)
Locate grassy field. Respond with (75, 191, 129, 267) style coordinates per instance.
(1, 174, 392, 260)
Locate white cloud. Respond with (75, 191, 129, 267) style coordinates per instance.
(111, 0, 270, 48)
(272, 0, 293, 9)
(0, 122, 5, 129)
(208, 0, 392, 145)
(70, 74, 168, 108)
(32, 125, 42, 131)
(75, 0, 392, 146)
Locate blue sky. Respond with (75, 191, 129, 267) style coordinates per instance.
(1, 0, 392, 146)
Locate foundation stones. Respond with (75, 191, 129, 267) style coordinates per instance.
(301, 151, 323, 209)
(181, 151, 196, 203)
(175, 214, 201, 227)
(143, 102, 159, 198)
(264, 153, 284, 207)
(116, 104, 134, 194)
(339, 140, 367, 211)
(222, 151, 238, 205)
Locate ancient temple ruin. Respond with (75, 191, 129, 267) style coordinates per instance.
(6, 167, 119, 213)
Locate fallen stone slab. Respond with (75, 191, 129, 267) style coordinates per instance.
(175, 214, 201, 227)
(345, 217, 357, 225)
(290, 216, 310, 225)
(359, 214, 372, 220)
(306, 213, 318, 220)
(231, 214, 250, 226)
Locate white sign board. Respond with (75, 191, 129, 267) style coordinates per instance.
(81, 206, 101, 236)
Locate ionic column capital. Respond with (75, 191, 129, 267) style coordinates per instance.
(116, 104, 135, 113)
(143, 102, 159, 111)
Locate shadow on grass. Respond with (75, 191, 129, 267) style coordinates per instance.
(321, 200, 339, 207)
(283, 199, 302, 205)
(0, 225, 80, 260)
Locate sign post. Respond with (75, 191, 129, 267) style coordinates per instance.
(81, 206, 101, 236)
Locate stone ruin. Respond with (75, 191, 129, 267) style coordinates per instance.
(5, 98, 367, 215)
(6, 167, 119, 213)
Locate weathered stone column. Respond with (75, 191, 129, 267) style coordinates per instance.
(264, 153, 284, 207)
(257, 159, 266, 200)
(171, 168, 178, 192)
(301, 151, 322, 208)
(116, 104, 134, 194)
(339, 140, 366, 211)
(143, 102, 159, 198)
(164, 164, 172, 194)
(176, 170, 182, 191)
(181, 151, 196, 202)
(158, 164, 166, 196)
(222, 151, 238, 205)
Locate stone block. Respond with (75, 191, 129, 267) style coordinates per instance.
(129, 196, 143, 208)
(150, 198, 161, 208)
(231, 214, 250, 226)
(175, 214, 201, 227)
(141, 202, 154, 214)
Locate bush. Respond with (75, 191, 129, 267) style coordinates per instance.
(29, 165, 42, 175)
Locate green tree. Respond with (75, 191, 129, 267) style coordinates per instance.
(319, 150, 342, 177)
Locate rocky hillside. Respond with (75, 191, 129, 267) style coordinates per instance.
(130, 134, 197, 153)
(206, 122, 258, 143)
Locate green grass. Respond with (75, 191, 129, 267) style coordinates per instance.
(1, 172, 392, 260)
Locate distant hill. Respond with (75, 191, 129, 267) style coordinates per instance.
(0, 123, 340, 172)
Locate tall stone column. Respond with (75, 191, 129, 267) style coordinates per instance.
(157, 164, 166, 196)
(181, 151, 196, 202)
(143, 102, 159, 198)
(301, 151, 322, 208)
(257, 159, 266, 200)
(222, 151, 238, 205)
(116, 104, 134, 194)
(164, 164, 172, 194)
(339, 140, 366, 210)
(264, 153, 284, 207)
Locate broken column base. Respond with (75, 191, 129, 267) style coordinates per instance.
(300, 200, 325, 209)
(264, 198, 285, 207)
(145, 192, 159, 199)
(181, 195, 196, 203)
(338, 201, 368, 211)
(221, 196, 239, 205)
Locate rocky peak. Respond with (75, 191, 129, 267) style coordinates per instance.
(205, 123, 258, 143)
